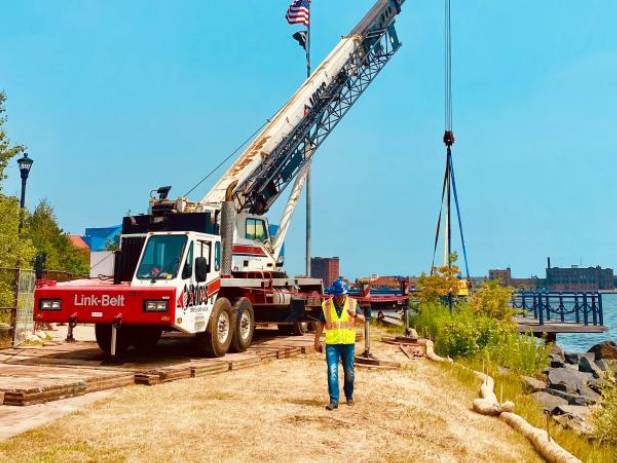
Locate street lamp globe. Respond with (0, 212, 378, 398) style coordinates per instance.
(17, 153, 34, 180)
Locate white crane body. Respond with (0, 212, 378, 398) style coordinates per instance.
(33, 0, 407, 358)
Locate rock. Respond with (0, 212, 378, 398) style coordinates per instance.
(551, 344, 565, 358)
(0, 322, 10, 332)
(498, 366, 510, 375)
(579, 355, 603, 379)
(547, 368, 600, 403)
(549, 353, 565, 368)
(565, 351, 581, 365)
(531, 391, 568, 412)
(545, 388, 589, 406)
(597, 359, 617, 372)
(551, 405, 594, 437)
(588, 341, 617, 361)
(522, 376, 547, 392)
(34, 330, 48, 340)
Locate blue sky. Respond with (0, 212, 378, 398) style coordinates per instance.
(1, 0, 616, 279)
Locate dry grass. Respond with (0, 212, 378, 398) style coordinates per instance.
(0, 341, 542, 462)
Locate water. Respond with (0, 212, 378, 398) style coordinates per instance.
(557, 293, 617, 353)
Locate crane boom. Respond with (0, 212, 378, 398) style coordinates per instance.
(202, 0, 406, 214)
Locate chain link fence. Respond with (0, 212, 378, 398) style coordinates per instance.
(0, 267, 85, 348)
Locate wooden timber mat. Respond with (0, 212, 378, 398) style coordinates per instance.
(0, 330, 315, 406)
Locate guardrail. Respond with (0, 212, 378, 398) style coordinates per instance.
(512, 291, 604, 326)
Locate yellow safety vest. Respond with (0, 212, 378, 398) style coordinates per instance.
(321, 297, 357, 345)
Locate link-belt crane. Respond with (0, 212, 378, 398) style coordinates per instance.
(34, 0, 407, 359)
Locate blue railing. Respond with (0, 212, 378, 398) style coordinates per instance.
(512, 291, 604, 326)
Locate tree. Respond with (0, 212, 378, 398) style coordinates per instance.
(23, 200, 89, 276)
(416, 253, 462, 303)
(0, 91, 26, 191)
(468, 280, 515, 321)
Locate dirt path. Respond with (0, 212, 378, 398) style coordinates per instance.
(0, 341, 541, 462)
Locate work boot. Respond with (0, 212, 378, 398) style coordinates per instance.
(346, 399, 354, 406)
(325, 402, 338, 411)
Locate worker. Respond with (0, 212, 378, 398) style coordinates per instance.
(314, 278, 365, 411)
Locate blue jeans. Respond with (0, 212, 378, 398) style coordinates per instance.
(326, 343, 355, 404)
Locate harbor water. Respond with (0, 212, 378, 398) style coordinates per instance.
(557, 293, 617, 353)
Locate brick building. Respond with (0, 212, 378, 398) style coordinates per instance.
(546, 265, 614, 291)
(311, 257, 340, 288)
(488, 268, 513, 286)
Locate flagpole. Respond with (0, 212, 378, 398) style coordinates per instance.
(305, 2, 312, 278)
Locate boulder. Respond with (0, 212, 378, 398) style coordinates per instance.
(564, 351, 581, 365)
(551, 344, 565, 358)
(531, 391, 568, 412)
(579, 355, 603, 379)
(522, 375, 547, 392)
(549, 353, 565, 368)
(588, 341, 617, 361)
(551, 405, 594, 437)
(544, 388, 589, 406)
(597, 359, 617, 372)
(547, 368, 600, 403)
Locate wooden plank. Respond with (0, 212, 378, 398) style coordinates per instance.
(190, 362, 229, 378)
(228, 357, 262, 371)
(0, 377, 87, 406)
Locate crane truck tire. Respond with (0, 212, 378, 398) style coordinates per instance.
(95, 323, 132, 355)
(132, 326, 163, 352)
(229, 297, 255, 353)
(278, 322, 308, 336)
(196, 297, 233, 357)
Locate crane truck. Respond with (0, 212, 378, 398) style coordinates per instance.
(33, 0, 407, 358)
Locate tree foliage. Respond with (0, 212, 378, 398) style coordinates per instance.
(23, 200, 89, 275)
(468, 280, 516, 321)
(415, 253, 462, 303)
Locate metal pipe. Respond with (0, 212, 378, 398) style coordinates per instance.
(305, 8, 312, 278)
(220, 201, 235, 276)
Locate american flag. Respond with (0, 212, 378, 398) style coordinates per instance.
(286, 0, 310, 27)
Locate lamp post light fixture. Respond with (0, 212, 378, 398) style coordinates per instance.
(16, 153, 33, 233)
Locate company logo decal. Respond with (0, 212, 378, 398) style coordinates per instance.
(74, 294, 125, 307)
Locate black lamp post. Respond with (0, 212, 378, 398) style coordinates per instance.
(16, 153, 33, 233)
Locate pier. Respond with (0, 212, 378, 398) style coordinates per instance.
(513, 291, 608, 342)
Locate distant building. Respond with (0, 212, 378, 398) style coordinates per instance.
(546, 264, 614, 291)
(69, 235, 90, 252)
(311, 257, 340, 288)
(488, 258, 615, 291)
(82, 225, 122, 252)
(370, 275, 412, 290)
(488, 268, 513, 286)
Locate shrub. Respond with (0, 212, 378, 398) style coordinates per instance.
(591, 370, 617, 446)
(468, 280, 515, 321)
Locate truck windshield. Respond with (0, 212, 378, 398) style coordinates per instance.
(136, 235, 187, 280)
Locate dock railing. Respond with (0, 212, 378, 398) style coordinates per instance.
(512, 291, 604, 327)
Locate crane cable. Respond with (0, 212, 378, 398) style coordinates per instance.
(183, 120, 270, 198)
(431, 0, 470, 278)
